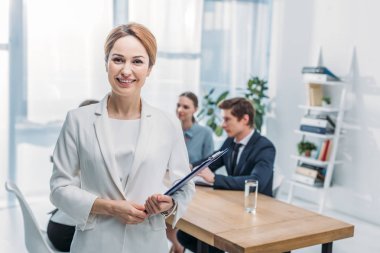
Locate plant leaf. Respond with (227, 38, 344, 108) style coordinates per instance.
(216, 91, 229, 105)
(215, 126, 223, 136)
(197, 108, 205, 118)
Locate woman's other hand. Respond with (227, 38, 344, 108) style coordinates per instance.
(91, 198, 147, 224)
(113, 200, 147, 224)
(144, 194, 174, 216)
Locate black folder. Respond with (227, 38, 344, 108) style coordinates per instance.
(164, 148, 229, 196)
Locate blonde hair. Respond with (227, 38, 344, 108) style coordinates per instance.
(104, 22, 157, 68)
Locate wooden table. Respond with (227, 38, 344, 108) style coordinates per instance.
(167, 186, 354, 253)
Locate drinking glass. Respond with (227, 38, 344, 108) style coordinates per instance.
(244, 179, 258, 213)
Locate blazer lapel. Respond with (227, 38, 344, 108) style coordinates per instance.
(93, 95, 125, 197)
(123, 100, 153, 190)
(235, 131, 261, 175)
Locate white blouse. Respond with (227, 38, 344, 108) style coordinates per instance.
(107, 118, 140, 182)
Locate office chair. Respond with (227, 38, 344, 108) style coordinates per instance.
(273, 168, 285, 198)
(5, 181, 63, 253)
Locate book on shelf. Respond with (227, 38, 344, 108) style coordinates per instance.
(307, 83, 323, 106)
(300, 117, 334, 128)
(300, 125, 334, 134)
(317, 141, 326, 160)
(304, 114, 336, 126)
(300, 162, 326, 169)
(302, 66, 340, 81)
(303, 73, 339, 83)
(292, 173, 324, 187)
(300, 117, 335, 134)
(307, 83, 323, 105)
(299, 163, 327, 175)
(295, 166, 325, 180)
(326, 115, 336, 128)
(318, 139, 332, 161)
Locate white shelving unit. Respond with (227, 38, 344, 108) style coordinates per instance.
(287, 78, 348, 213)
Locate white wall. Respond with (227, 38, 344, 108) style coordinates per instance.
(267, 0, 380, 224)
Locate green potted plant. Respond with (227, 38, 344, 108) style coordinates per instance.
(322, 96, 331, 107)
(198, 76, 268, 136)
(197, 88, 229, 136)
(240, 76, 268, 132)
(297, 141, 317, 157)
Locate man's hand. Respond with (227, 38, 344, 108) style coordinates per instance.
(198, 167, 215, 184)
(144, 194, 174, 216)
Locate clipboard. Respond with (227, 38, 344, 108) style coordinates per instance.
(164, 148, 229, 196)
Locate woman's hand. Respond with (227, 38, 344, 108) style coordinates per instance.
(112, 200, 148, 224)
(91, 198, 147, 224)
(144, 194, 174, 216)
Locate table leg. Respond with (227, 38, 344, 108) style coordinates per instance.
(196, 240, 209, 253)
(322, 242, 333, 253)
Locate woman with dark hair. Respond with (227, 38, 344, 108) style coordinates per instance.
(167, 91, 214, 253)
(176, 91, 214, 164)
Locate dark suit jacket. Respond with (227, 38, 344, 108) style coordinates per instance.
(194, 131, 275, 196)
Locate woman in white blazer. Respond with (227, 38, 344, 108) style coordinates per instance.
(50, 23, 195, 253)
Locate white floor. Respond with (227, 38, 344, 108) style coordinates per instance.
(1, 192, 379, 253)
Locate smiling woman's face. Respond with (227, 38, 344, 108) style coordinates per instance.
(106, 35, 151, 98)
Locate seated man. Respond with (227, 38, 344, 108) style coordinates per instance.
(176, 97, 276, 253)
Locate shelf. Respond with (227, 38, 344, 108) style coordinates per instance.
(298, 105, 339, 113)
(294, 130, 335, 139)
(303, 80, 345, 86)
(291, 155, 328, 166)
(291, 155, 343, 166)
(290, 62, 349, 213)
(289, 180, 323, 191)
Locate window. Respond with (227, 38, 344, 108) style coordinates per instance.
(6, 0, 113, 198)
(129, 0, 272, 111)
(200, 0, 272, 96)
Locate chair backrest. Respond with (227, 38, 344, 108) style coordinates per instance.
(273, 168, 285, 198)
(5, 181, 54, 253)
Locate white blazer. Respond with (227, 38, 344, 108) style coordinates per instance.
(50, 94, 195, 253)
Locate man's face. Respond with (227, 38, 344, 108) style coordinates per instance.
(221, 109, 249, 138)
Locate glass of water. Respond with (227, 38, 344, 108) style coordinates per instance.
(244, 179, 258, 213)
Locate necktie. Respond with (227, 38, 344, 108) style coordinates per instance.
(230, 143, 243, 175)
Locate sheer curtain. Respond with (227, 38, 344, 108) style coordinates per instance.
(128, 0, 272, 112)
(129, 0, 204, 114)
(200, 0, 272, 96)
(26, 0, 113, 123)
(13, 0, 113, 196)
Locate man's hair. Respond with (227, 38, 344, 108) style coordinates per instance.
(218, 97, 255, 128)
